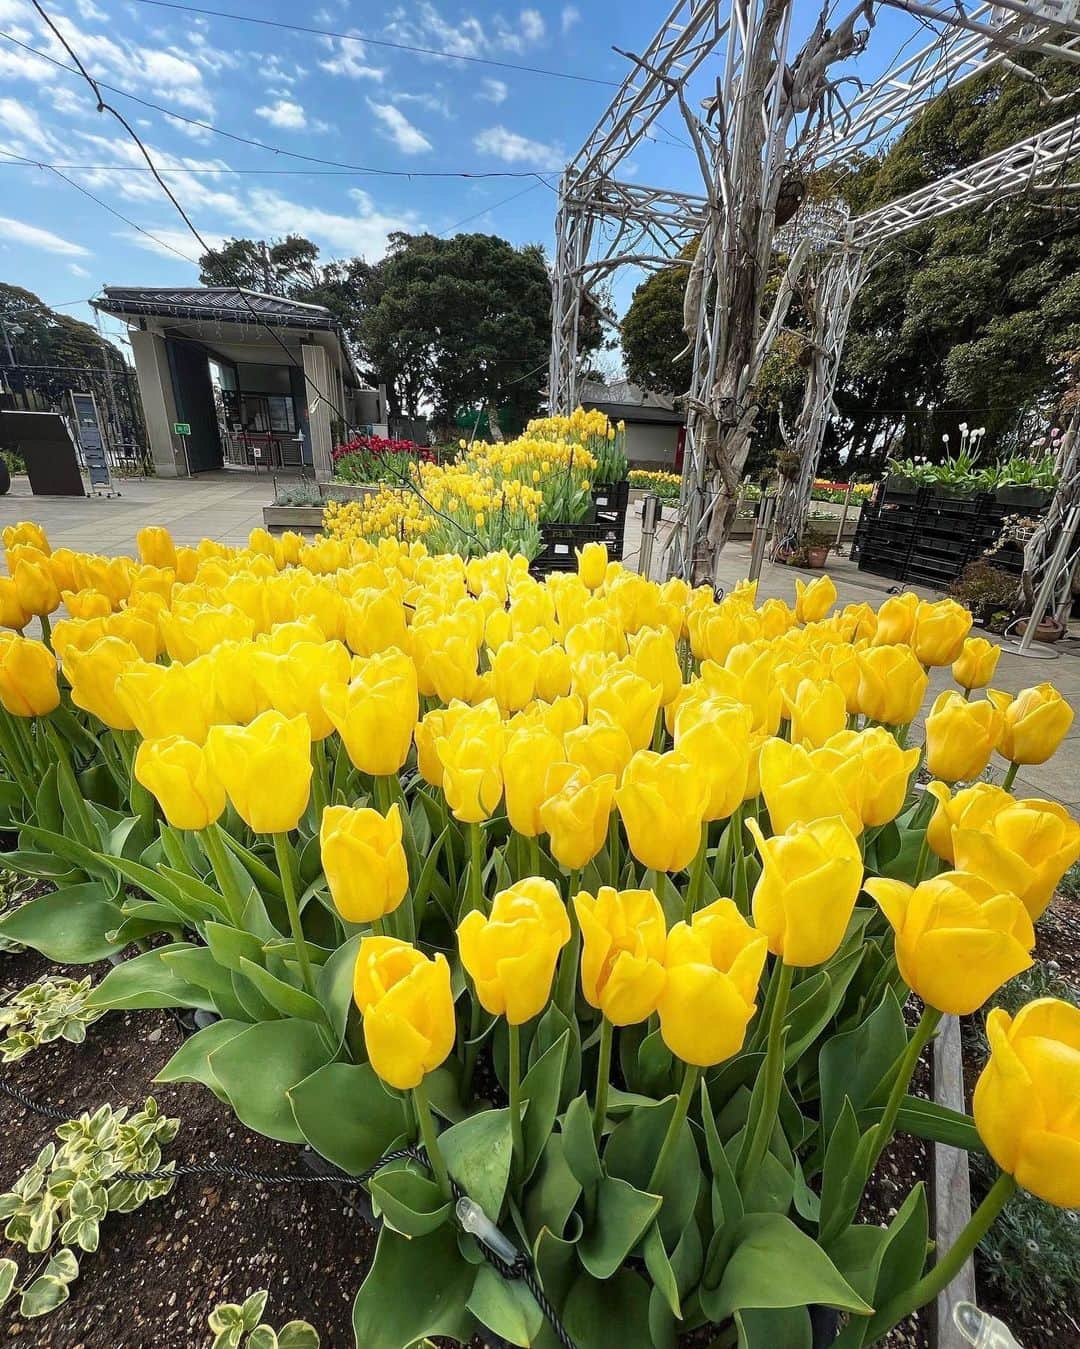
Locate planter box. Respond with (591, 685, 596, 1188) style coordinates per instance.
(320, 482, 379, 503)
(262, 505, 324, 534)
(993, 484, 1052, 510)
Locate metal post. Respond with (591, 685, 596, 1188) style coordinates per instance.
(834, 480, 854, 553)
(749, 493, 777, 583)
(639, 493, 661, 578)
(1005, 503, 1080, 660)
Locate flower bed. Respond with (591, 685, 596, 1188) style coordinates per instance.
(0, 518, 1077, 1349)
(331, 434, 434, 486)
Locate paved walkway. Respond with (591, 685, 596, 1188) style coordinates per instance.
(3, 471, 1077, 808)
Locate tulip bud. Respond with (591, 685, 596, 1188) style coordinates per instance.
(973, 998, 1080, 1209)
(535, 644, 572, 702)
(435, 700, 505, 823)
(821, 727, 919, 828)
(987, 682, 1074, 765)
(783, 677, 848, 749)
(134, 736, 225, 830)
(353, 937, 455, 1090)
(925, 690, 1003, 784)
(910, 598, 973, 667)
(872, 591, 919, 646)
(588, 669, 663, 753)
(575, 541, 608, 591)
(206, 709, 312, 834)
(657, 898, 768, 1066)
(673, 696, 752, 821)
(794, 574, 837, 625)
(924, 781, 1013, 864)
(627, 627, 683, 706)
(856, 644, 928, 726)
(62, 588, 113, 621)
(321, 802, 409, 922)
(3, 521, 50, 555)
(0, 634, 60, 718)
(489, 638, 540, 714)
(758, 738, 863, 837)
(458, 878, 571, 1024)
(0, 577, 28, 632)
(564, 720, 634, 786)
(616, 750, 709, 872)
(540, 762, 616, 870)
(746, 815, 863, 967)
(136, 525, 177, 571)
(575, 887, 668, 1026)
(344, 587, 409, 658)
(952, 636, 1001, 692)
(949, 796, 1080, 921)
(65, 636, 142, 730)
(503, 725, 566, 838)
(322, 647, 418, 776)
(255, 640, 351, 741)
(865, 872, 1033, 1014)
(13, 556, 60, 618)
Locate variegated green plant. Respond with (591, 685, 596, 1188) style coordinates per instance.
(0, 975, 107, 1062)
(207, 1290, 320, 1349)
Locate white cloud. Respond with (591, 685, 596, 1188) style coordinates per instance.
(0, 97, 59, 155)
(385, 3, 546, 61)
(255, 99, 307, 130)
(478, 78, 507, 104)
(244, 188, 421, 259)
(0, 44, 59, 86)
(117, 226, 212, 263)
(68, 262, 91, 277)
(318, 34, 385, 80)
(473, 125, 562, 171)
(393, 90, 453, 118)
(561, 5, 581, 32)
(367, 99, 432, 154)
(0, 216, 89, 256)
(520, 9, 545, 41)
(73, 0, 107, 19)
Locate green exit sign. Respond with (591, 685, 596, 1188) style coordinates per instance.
(173, 421, 191, 436)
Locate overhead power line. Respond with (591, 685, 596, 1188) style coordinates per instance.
(0, 30, 561, 182)
(128, 0, 620, 87)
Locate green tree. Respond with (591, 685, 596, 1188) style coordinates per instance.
(621, 260, 693, 397)
(359, 232, 552, 425)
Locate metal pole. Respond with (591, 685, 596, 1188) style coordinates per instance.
(639, 493, 660, 578)
(749, 493, 777, 582)
(1006, 503, 1080, 659)
(834, 480, 854, 552)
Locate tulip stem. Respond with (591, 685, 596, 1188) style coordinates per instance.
(913, 833, 931, 886)
(867, 1171, 1016, 1342)
(508, 1022, 525, 1183)
(738, 959, 794, 1189)
(42, 716, 96, 847)
(273, 832, 317, 998)
(651, 709, 665, 752)
(0, 711, 36, 804)
(412, 1076, 452, 1200)
(38, 612, 52, 648)
(1002, 761, 1019, 792)
(201, 822, 249, 927)
(685, 823, 709, 921)
(607, 811, 620, 888)
(648, 1062, 699, 1194)
(468, 822, 485, 913)
(554, 871, 582, 1022)
(592, 1017, 614, 1145)
(311, 740, 329, 818)
(866, 1004, 941, 1179)
(529, 833, 541, 879)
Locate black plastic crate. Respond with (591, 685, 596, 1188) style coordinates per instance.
(531, 519, 625, 575)
(592, 479, 630, 527)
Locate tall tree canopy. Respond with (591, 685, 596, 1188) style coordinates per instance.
(1, 284, 124, 375)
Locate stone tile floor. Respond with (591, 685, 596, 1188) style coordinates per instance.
(3, 471, 1077, 808)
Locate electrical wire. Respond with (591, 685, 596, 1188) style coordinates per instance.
(127, 0, 617, 87)
(0, 30, 560, 183)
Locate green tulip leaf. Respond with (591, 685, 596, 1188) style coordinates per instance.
(155, 1019, 251, 1101)
(18, 823, 115, 881)
(289, 1061, 408, 1174)
(560, 1093, 602, 1194)
(351, 1224, 476, 1349)
(160, 947, 251, 1017)
(642, 1222, 681, 1318)
(840, 1184, 930, 1348)
(819, 987, 907, 1140)
(784, 946, 864, 1066)
(735, 1305, 812, 1349)
(708, 1213, 873, 1321)
(520, 1029, 569, 1182)
(204, 921, 271, 974)
(530, 1002, 581, 1110)
(466, 1263, 545, 1347)
(369, 1161, 452, 1238)
(0, 883, 126, 962)
(440, 1107, 513, 1223)
(563, 1265, 654, 1349)
(603, 1094, 700, 1248)
(315, 932, 362, 1049)
(861, 1096, 983, 1153)
(209, 1019, 334, 1143)
(86, 943, 217, 1011)
(522, 1134, 582, 1246)
(578, 1176, 661, 1280)
(237, 958, 328, 1025)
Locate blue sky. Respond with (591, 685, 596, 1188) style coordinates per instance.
(0, 0, 920, 355)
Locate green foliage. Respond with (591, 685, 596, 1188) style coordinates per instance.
(272, 482, 323, 507)
(207, 1289, 320, 1349)
(621, 258, 694, 397)
(948, 560, 1020, 622)
(886, 451, 1057, 490)
(0, 1100, 177, 1319)
(0, 974, 107, 1062)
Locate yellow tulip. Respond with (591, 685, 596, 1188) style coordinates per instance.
(823, 643, 863, 715)
(872, 591, 919, 646)
(657, 898, 768, 1066)
(924, 781, 1015, 864)
(949, 797, 1080, 922)
(206, 709, 312, 834)
(353, 937, 455, 1090)
(46, 548, 79, 595)
(534, 644, 572, 702)
(64, 636, 142, 731)
(564, 720, 634, 785)
(254, 640, 351, 741)
(540, 762, 616, 870)
(344, 587, 409, 658)
(575, 886, 667, 1025)
(0, 634, 60, 717)
(746, 815, 863, 967)
(987, 683, 1074, 765)
(627, 627, 683, 706)
(136, 525, 177, 570)
(159, 604, 255, 663)
(490, 638, 539, 714)
(528, 692, 584, 738)
(952, 636, 1001, 692)
(134, 736, 225, 830)
(673, 696, 752, 821)
(973, 998, 1080, 1209)
(320, 803, 409, 923)
(13, 556, 60, 618)
(757, 737, 863, 837)
(61, 588, 112, 620)
(104, 609, 161, 662)
(857, 644, 928, 726)
(910, 598, 972, 667)
(200, 643, 269, 727)
(925, 690, 1003, 784)
(412, 619, 480, 703)
(3, 521, 50, 555)
(435, 700, 505, 823)
(503, 725, 566, 838)
(821, 727, 919, 828)
(415, 703, 468, 787)
(576, 541, 608, 590)
(322, 647, 418, 776)
(458, 878, 571, 1023)
(588, 669, 663, 752)
(615, 750, 708, 872)
(783, 677, 848, 748)
(865, 872, 1033, 1014)
(0, 577, 28, 632)
(794, 574, 837, 624)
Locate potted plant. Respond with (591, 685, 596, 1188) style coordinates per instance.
(948, 559, 1019, 628)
